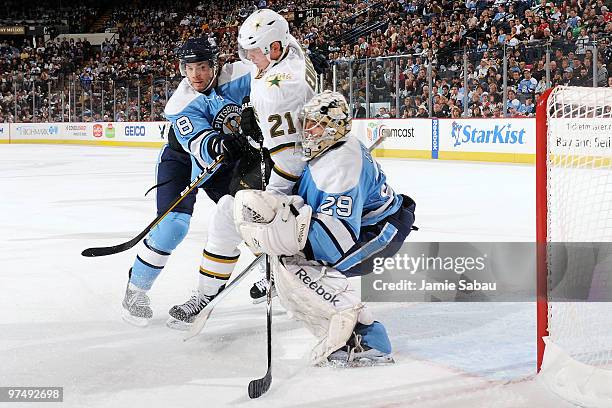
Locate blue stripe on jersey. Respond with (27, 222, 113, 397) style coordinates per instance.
(333, 222, 398, 272)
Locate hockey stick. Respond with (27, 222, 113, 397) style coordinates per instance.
(81, 156, 224, 257)
(248, 133, 273, 399)
(248, 252, 272, 399)
(183, 254, 265, 341)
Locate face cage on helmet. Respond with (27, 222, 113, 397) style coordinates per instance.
(179, 59, 218, 93)
(299, 115, 340, 161)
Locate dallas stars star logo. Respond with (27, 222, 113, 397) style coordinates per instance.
(267, 75, 282, 87)
(266, 73, 291, 88)
(253, 20, 262, 30)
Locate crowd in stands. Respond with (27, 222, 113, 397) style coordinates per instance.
(0, 0, 610, 123)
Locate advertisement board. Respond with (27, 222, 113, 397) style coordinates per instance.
(548, 118, 612, 157)
(4, 118, 541, 165)
(352, 118, 432, 159)
(9, 121, 169, 147)
(437, 118, 536, 163)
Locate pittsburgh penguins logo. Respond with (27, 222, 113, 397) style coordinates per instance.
(213, 104, 242, 135)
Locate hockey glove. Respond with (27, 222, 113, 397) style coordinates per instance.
(221, 133, 248, 163)
(241, 96, 263, 144)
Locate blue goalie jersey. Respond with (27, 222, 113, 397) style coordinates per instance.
(297, 135, 404, 271)
(164, 62, 251, 182)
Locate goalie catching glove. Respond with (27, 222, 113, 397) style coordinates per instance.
(234, 190, 312, 256)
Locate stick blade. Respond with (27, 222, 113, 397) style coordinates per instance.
(81, 236, 141, 257)
(248, 369, 271, 399)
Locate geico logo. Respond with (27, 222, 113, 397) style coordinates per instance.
(124, 126, 146, 136)
(295, 269, 340, 306)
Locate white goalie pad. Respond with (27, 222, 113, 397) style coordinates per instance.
(234, 190, 312, 256)
(273, 256, 374, 364)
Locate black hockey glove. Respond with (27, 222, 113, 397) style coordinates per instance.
(241, 96, 264, 144)
(221, 133, 248, 163)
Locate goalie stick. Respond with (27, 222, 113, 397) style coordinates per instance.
(183, 254, 265, 341)
(81, 155, 224, 257)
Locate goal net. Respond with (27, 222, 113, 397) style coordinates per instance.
(536, 86, 612, 407)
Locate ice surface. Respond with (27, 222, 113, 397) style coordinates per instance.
(0, 145, 575, 407)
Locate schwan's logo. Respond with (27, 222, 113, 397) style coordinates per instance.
(48, 126, 59, 135)
(451, 121, 526, 147)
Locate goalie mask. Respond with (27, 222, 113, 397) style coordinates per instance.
(299, 91, 352, 161)
(176, 38, 219, 93)
(237, 9, 290, 67)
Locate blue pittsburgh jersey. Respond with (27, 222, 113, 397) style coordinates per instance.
(164, 61, 251, 182)
(296, 135, 403, 269)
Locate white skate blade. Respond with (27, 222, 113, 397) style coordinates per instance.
(166, 317, 192, 331)
(121, 308, 150, 328)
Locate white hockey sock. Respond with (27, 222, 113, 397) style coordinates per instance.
(198, 247, 240, 297)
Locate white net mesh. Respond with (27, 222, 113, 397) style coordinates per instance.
(541, 86, 612, 407)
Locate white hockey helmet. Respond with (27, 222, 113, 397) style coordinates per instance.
(238, 9, 290, 65)
(300, 91, 352, 161)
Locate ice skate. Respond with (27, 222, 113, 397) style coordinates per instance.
(166, 287, 223, 331)
(250, 276, 277, 304)
(121, 282, 153, 327)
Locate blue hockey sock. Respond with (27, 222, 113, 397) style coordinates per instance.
(130, 212, 191, 290)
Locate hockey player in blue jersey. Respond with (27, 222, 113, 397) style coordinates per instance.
(121, 38, 254, 327)
(234, 90, 416, 364)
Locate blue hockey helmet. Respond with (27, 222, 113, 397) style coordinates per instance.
(176, 38, 219, 91)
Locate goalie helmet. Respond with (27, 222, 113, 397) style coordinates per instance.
(176, 38, 219, 92)
(237, 9, 290, 65)
(300, 91, 352, 161)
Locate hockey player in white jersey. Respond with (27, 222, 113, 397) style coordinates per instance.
(237, 8, 317, 193)
(167, 9, 319, 324)
(121, 38, 254, 327)
(233, 91, 417, 364)
(238, 8, 319, 301)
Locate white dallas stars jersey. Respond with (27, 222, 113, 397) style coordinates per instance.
(250, 47, 317, 194)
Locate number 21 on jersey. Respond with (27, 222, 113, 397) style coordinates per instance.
(268, 112, 297, 137)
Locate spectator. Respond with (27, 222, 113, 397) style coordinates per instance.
(517, 68, 537, 100)
(353, 101, 366, 118)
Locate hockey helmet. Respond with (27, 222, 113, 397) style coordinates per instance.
(238, 9, 290, 66)
(300, 91, 352, 161)
(176, 38, 219, 91)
